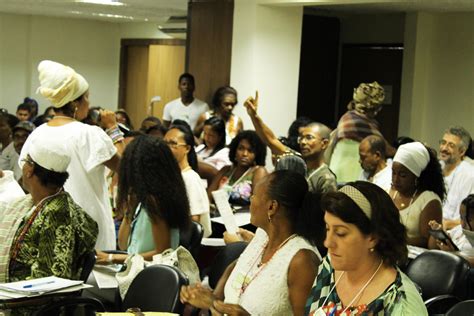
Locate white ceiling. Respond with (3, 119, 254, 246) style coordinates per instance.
(0, 0, 188, 23)
(308, 0, 474, 13)
(0, 0, 472, 24)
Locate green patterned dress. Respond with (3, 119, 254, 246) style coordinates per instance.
(4, 192, 98, 282)
(305, 257, 427, 316)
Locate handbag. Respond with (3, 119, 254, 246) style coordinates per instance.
(116, 246, 200, 300)
(152, 246, 201, 285)
(116, 254, 146, 300)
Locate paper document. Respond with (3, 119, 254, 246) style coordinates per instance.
(201, 238, 226, 247)
(92, 268, 119, 289)
(0, 276, 83, 295)
(211, 212, 251, 228)
(212, 190, 239, 234)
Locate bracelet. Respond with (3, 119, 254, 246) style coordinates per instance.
(107, 253, 114, 263)
(106, 125, 124, 144)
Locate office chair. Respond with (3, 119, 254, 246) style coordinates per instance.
(122, 264, 188, 314)
(406, 250, 470, 300)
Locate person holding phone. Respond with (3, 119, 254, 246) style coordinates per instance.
(429, 194, 474, 251)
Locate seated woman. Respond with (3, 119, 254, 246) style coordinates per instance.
(195, 117, 231, 180)
(194, 86, 243, 145)
(0, 141, 98, 283)
(95, 136, 190, 264)
(164, 123, 212, 238)
(181, 170, 325, 315)
(389, 142, 445, 248)
(207, 130, 267, 206)
(306, 181, 427, 315)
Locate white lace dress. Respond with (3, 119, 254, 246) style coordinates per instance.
(224, 228, 320, 315)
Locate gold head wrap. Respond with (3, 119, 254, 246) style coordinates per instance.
(348, 81, 385, 115)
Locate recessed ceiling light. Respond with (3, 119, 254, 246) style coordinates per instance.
(76, 0, 125, 6)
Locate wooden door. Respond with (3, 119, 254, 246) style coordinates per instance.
(120, 39, 186, 128)
(147, 45, 186, 118)
(124, 46, 149, 129)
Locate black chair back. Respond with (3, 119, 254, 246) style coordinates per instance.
(208, 241, 248, 289)
(34, 296, 105, 316)
(424, 294, 461, 315)
(122, 264, 188, 314)
(180, 221, 204, 258)
(79, 251, 97, 282)
(406, 250, 470, 300)
(446, 299, 474, 316)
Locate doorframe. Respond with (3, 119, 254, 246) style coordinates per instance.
(118, 38, 186, 109)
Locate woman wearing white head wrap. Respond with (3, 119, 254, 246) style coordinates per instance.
(389, 142, 446, 249)
(19, 60, 124, 250)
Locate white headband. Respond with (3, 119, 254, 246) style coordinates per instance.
(339, 185, 372, 219)
(393, 142, 430, 177)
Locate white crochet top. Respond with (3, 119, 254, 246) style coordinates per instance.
(224, 228, 320, 315)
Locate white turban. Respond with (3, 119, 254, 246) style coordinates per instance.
(20, 139, 71, 173)
(393, 142, 430, 177)
(37, 60, 89, 108)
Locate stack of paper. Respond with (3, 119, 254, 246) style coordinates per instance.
(0, 276, 89, 299)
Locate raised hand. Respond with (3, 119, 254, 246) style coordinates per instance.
(243, 91, 259, 117)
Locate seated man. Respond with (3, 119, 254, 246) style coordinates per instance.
(358, 135, 392, 191)
(0, 141, 98, 283)
(244, 91, 336, 193)
(439, 126, 474, 229)
(0, 121, 35, 181)
(430, 194, 474, 251)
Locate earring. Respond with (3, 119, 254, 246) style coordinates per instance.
(73, 107, 78, 119)
(268, 215, 272, 223)
(370, 248, 375, 252)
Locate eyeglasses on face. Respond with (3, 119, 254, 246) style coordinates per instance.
(439, 139, 458, 150)
(163, 139, 187, 148)
(297, 134, 323, 143)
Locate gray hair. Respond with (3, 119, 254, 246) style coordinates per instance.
(445, 126, 472, 151)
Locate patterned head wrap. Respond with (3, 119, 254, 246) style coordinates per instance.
(348, 81, 385, 115)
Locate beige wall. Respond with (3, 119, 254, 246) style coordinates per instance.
(0, 13, 166, 114)
(400, 12, 474, 148)
(231, 1, 303, 138)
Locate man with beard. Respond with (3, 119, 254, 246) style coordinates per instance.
(439, 126, 474, 229)
(162, 73, 208, 130)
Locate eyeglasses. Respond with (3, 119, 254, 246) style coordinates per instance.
(21, 156, 34, 165)
(163, 139, 188, 149)
(297, 134, 323, 143)
(439, 139, 458, 150)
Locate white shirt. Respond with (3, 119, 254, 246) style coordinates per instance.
(20, 121, 117, 249)
(0, 142, 21, 180)
(163, 98, 208, 130)
(359, 159, 392, 191)
(0, 170, 25, 203)
(181, 168, 212, 237)
(196, 144, 232, 171)
(448, 224, 472, 251)
(442, 160, 474, 220)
